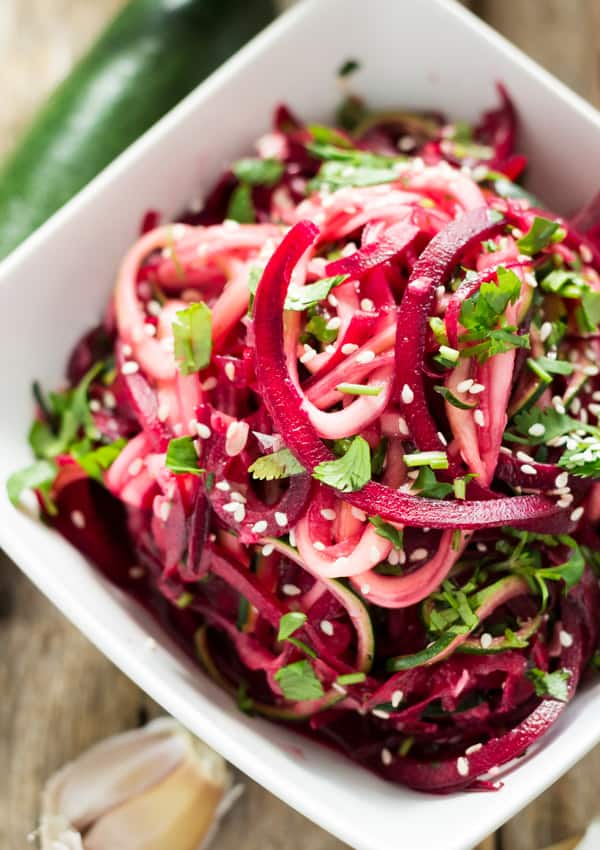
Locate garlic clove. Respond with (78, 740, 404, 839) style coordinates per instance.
(40, 718, 235, 850)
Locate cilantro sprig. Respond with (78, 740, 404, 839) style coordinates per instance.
(249, 448, 305, 481)
(172, 302, 212, 375)
(285, 275, 348, 311)
(274, 659, 324, 701)
(527, 668, 570, 702)
(313, 436, 371, 493)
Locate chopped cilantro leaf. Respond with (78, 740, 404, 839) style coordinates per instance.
(527, 668, 570, 702)
(369, 515, 403, 549)
(313, 436, 371, 493)
(304, 313, 338, 344)
(249, 448, 305, 481)
(232, 157, 284, 187)
(165, 436, 204, 476)
(285, 275, 348, 311)
(434, 385, 476, 410)
(278, 612, 308, 641)
(274, 659, 324, 701)
(336, 672, 366, 686)
(226, 182, 255, 223)
(410, 467, 453, 499)
(517, 216, 563, 255)
(172, 302, 212, 374)
(6, 459, 56, 506)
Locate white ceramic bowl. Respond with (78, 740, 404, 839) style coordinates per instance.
(2, 2, 600, 848)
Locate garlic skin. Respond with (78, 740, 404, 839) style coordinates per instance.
(40, 718, 236, 850)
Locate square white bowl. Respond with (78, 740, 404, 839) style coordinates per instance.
(1, 1, 600, 848)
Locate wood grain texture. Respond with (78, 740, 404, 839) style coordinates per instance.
(1, 2, 599, 849)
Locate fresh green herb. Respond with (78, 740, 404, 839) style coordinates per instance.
(176, 592, 194, 609)
(579, 290, 600, 333)
(540, 268, 587, 296)
(410, 467, 453, 499)
(336, 382, 382, 397)
(313, 436, 371, 493)
(236, 682, 254, 714)
(232, 157, 284, 186)
(558, 440, 600, 477)
(172, 302, 212, 374)
(398, 737, 414, 757)
(286, 638, 317, 659)
(308, 124, 354, 149)
(306, 144, 404, 192)
(304, 313, 339, 344)
(226, 182, 255, 223)
(509, 406, 580, 446)
(527, 668, 570, 702)
(371, 438, 388, 476)
(248, 447, 305, 481)
(433, 385, 476, 410)
(336, 672, 366, 686)
(285, 275, 348, 311)
(236, 596, 250, 631)
(73, 438, 126, 481)
(482, 238, 499, 253)
(338, 58, 361, 77)
(274, 659, 324, 701)
(429, 317, 449, 346)
(453, 474, 477, 500)
(6, 459, 56, 506)
(434, 345, 460, 369)
(369, 515, 403, 549)
(451, 528, 462, 551)
(517, 216, 563, 255)
(277, 611, 307, 641)
(165, 436, 204, 476)
(246, 264, 263, 314)
(404, 450, 449, 470)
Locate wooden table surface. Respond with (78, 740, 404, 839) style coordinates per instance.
(1, 2, 599, 849)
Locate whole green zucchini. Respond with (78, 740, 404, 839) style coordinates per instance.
(0, 0, 275, 260)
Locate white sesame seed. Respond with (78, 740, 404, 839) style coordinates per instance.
(202, 376, 218, 391)
(584, 365, 600, 377)
(456, 756, 469, 777)
(528, 423, 546, 437)
(314, 541, 326, 551)
(516, 451, 534, 464)
(381, 748, 393, 766)
(103, 390, 117, 409)
(300, 345, 317, 364)
(230, 491, 246, 503)
(372, 709, 391, 719)
(560, 630, 574, 648)
(332, 682, 347, 695)
(222, 502, 238, 513)
(320, 508, 336, 521)
(592, 391, 600, 402)
(555, 472, 569, 489)
(356, 349, 376, 365)
(557, 495, 574, 508)
(388, 549, 400, 566)
(361, 584, 371, 595)
(289, 528, 296, 547)
(552, 396, 566, 415)
(581, 244, 593, 263)
(469, 383, 485, 395)
(122, 361, 139, 375)
(325, 344, 336, 354)
(147, 300, 162, 317)
(401, 384, 414, 404)
(275, 511, 288, 527)
(225, 362, 236, 381)
(476, 542, 487, 553)
(216, 480, 230, 492)
(233, 504, 246, 523)
(457, 378, 474, 393)
(480, 632, 493, 649)
(282, 583, 301, 596)
(570, 506, 584, 523)
(391, 690, 404, 708)
(70, 510, 85, 529)
(157, 401, 170, 422)
(410, 548, 428, 562)
(122, 343, 133, 357)
(129, 566, 145, 579)
(589, 404, 600, 417)
(89, 399, 101, 412)
(466, 743, 483, 755)
(328, 294, 338, 307)
(262, 544, 275, 556)
(144, 322, 157, 337)
(326, 316, 342, 331)
(351, 506, 367, 521)
(333, 556, 348, 570)
(252, 520, 268, 534)
(571, 397, 581, 415)
(360, 298, 375, 312)
(520, 464, 537, 476)
(437, 431, 448, 446)
(320, 620, 334, 636)
(128, 458, 143, 477)
(474, 409, 485, 427)
(341, 343, 359, 355)
(196, 423, 211, 440)
(225, 420, 249, 457)
(159, 502, 171, 522)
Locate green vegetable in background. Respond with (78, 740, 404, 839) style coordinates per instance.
(0, 0, 275, 260)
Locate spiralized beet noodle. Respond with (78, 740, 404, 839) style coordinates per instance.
(13, 86, 600, 792)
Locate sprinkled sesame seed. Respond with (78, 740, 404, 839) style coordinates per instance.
(584, 365, 600, 377)
(388, 549, 400, 566)
(225, 420, 249, 457)
(122, 361, 139, 375)
(326, 316, 342, 331)
(555, 472, 569, 489)
(89, 399, 101, 412)
(233, 504, 246, 523)
(341, 343, 359, 355)
(202, 376, 218, 391)
(332, 682, 347, 695)
(147, 300, 161, 316)
(289, 528, 296, 547)
(262, 544, 275, 556)
(320, 620, 334, 636)
(129, 566, 145, 579)
(410, 548, 428, 562)
(456, 756, 469, 777)
(391, 690, 404, 708)
(224, 362, 236, 381)
(570, 506, 584, 523)
(474, 409, 485, 427)
(122, 343, 132, 357)
(437, 431, 448, 446)
(351, 507, 367, 521)
(381, 748, 393, 765)
(528, 423, 546, 437)
(275, 511, 288, 527)
(401, 384, 414, 404)
(333, 556, 348, 571)
(469, 383, 485, 394)
(539, 321, 553, 342)
(589, 404, 600, 417)
(222, 502, 238, 513)
(466, 743, 483, 756)
(320, 508, 336, 521)
(71, 510, 85, 529)
(552, 396, 566, 414)
(356, 349, 376, 365)
(282, 583, 301, 596)
(592, 391, 600, 402)
(314, 541, 326, 551)
(457, 378, 474, 393)
(560, 630, 574, 648)
(557, 495, 574, 508)
(251, 520, 268, 535)
(361, 584, 371, 595)
(480, 632, 493, 649)
(570, 397, 581, 415)
(144, 322, 157, 337)
(325, 344, 335, 354)
(196, 423, 211, 440)
(216, 480, 230, 492)
(398, 417, 409, 436)
(158, 403, 170, 423)
(516, 451, 534, 463)
(372, 709, 390, 719)
(476, 542, 487, 553)
(159, 502, 171, 522)
(581, 244, 593, 263)
(300, 345, 317, 364)
(128, 458, 143, 477)
(103, 390, 117, 409)
(520, 464, 537, 476)
(328, 294, 338, 307)
(360, 298, 375, 311)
